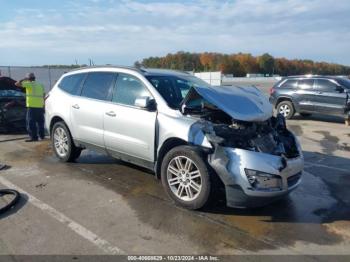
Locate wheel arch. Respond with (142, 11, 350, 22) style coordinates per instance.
(155, 138, 188, 179)
(49, 116, 66, 135)
(275, 96, 299, 112)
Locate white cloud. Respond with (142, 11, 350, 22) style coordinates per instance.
(0, 0, 349, 65)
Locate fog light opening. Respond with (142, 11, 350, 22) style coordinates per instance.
(245, 169, 282, 191)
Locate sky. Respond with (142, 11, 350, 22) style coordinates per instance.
(0, 0, 349, 66)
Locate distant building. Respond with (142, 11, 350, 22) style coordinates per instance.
(194, 71, 222, 86)
(246, 73, 265, 78)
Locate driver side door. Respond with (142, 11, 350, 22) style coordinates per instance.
(103, 73, 157, 164)
(313, 79, 347, 115)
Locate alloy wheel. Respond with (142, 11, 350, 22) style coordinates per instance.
(53, 127, 69, 157)
(279, 104, 291, 117)
(167, 156, 202, 201)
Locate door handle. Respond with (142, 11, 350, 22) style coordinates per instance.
(72, 104, 80, 109)
(105, 111, 116, 117)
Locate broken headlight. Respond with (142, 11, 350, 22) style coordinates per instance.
(245, 169, 282, 191)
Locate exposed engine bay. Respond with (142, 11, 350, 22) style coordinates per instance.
(182, 88, 299, 159)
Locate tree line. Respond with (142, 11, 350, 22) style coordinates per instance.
(135, 52, 350, 77)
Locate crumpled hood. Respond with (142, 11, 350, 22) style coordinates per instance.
(0, 77, 23, 92)
(193, 85, 273, 122)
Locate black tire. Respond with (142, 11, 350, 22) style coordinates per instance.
(51, 121, 81, 162)
(300, 112, 312, 117)
(72, 147, 82, 160)
(0, 189, 20, 214)
(277, 100, 295, 119)
(161, 145, 211, 210)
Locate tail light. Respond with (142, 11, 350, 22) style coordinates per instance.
(269, 87, 275, 95)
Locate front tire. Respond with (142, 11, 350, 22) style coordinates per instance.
(51, 121, 81, 162)
(277, 101, 295, 119)
(161, 146, 211, 210)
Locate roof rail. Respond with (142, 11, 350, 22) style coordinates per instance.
(142, 67, 191, 75)
(286, 74, 341, 78)
(68, 65, 147, 74)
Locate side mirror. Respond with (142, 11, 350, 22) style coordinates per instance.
(135, 96, 157, 111)
(336, 86, 344, 93)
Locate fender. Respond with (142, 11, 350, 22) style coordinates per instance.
(276, 95, 301, 112)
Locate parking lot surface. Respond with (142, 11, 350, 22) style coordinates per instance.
(0, 112, 349, 256)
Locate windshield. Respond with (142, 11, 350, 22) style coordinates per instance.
(146, 75, 210, 109)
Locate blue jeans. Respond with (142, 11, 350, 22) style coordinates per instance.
(26, 108, 45, 140)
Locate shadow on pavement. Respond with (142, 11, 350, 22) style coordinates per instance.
(291, 114, 344, 124)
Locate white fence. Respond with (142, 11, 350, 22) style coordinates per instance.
(0, 66, 71, 92)
(194, 71, 222, 86)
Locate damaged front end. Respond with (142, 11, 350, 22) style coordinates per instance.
(182, 86, 304, 208)
(0, 77, 26, 132)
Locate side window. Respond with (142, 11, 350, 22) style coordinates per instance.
(280, 79, 297, 89)
(80, 72, 115, 101)
(58, 73, 85, 95)
(113, 73, 151, 106)
(297, 79, 314, 89)
(315, 79, 338, 92)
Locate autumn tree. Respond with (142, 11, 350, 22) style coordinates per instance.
(136, 52, 350, 76)
(258, 53, 275, 75)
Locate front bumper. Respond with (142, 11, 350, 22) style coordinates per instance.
(208, 146, 304, 208)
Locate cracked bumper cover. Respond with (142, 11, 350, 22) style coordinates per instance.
(208, 144, 304, 208)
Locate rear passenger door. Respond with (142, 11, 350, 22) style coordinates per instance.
(295, 79, 315, 112)
(313, 79, 347, 115)
(70, 72, 116, 147)
(103, 73, 157, 163)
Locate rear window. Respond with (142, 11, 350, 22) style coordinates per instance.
(80, 72, 115, 101)
(280, 79, 298, 89)
(297, 79, 314, 89)
(58, 73, 86, 95)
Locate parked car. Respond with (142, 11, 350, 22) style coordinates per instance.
(0, 77, 26, 132)
(45, 67, 303, 209)
(269, 75, 350, 120)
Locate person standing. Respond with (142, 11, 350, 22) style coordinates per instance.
(15, 73, 45, 142)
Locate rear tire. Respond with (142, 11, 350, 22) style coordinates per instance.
(51, 121, 81, 162)
(277, 101, 295, 119)
(161, 145, 211, 210)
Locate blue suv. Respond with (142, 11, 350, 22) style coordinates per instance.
(269, 75, 350, 123)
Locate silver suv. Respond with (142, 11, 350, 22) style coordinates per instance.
(45, 66, 304, 209)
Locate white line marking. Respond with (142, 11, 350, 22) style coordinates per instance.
(0, 176, 125, 255)
(305, 161, 349, 173)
